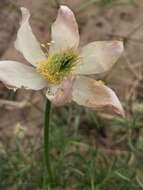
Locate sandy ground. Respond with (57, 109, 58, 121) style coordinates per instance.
(0, 0, 143, 134)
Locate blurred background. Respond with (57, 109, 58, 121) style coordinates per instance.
(0, 0, 143, 189)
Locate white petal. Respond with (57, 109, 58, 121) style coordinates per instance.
(0, 61, 47, 90)
(15, 7, 45, 66)
(72, 76, 124, 116)
(49, 5, 79, 54)
(46, 76, 75, 106)
(74, 41, 124, 75)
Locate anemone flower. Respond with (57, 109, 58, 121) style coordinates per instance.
(0, 6, 124, 116)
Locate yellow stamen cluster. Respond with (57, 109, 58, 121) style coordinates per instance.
(37, 49, 79, 84)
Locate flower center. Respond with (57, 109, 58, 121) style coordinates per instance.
(37, 49, 79, 84)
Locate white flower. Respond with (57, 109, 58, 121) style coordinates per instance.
(0, 6, 124, 116)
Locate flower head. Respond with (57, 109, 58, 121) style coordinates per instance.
(0, 6, 124, 116)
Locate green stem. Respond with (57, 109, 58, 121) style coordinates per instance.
(44, 99, 53, 185)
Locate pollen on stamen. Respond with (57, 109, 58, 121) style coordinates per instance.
(37, 49, 79, 84)
(41, 43, 49, 56)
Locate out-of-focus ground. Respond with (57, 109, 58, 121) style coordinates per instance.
(0, 0, 143, 132)
(1, 0, 143, 189)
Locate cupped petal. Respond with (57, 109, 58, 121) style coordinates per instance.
(49, 5, 79, 54)
(72, 76, 124, 117)
(15, 7, 46, 66)
(74, 41, 124, 75)
(46, 76, 75, 106)
(0, 61, 47, 90)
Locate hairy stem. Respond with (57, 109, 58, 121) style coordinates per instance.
(44, 98, 53, 185)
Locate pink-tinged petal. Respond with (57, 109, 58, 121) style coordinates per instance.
(15, 7, 45, 66)
(72, 76, 125, 117)
(74, 41, 124, 75)
(46, 76, 75, 106)
(0, 61, 47, 90)
(49, 5, 79, 54)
